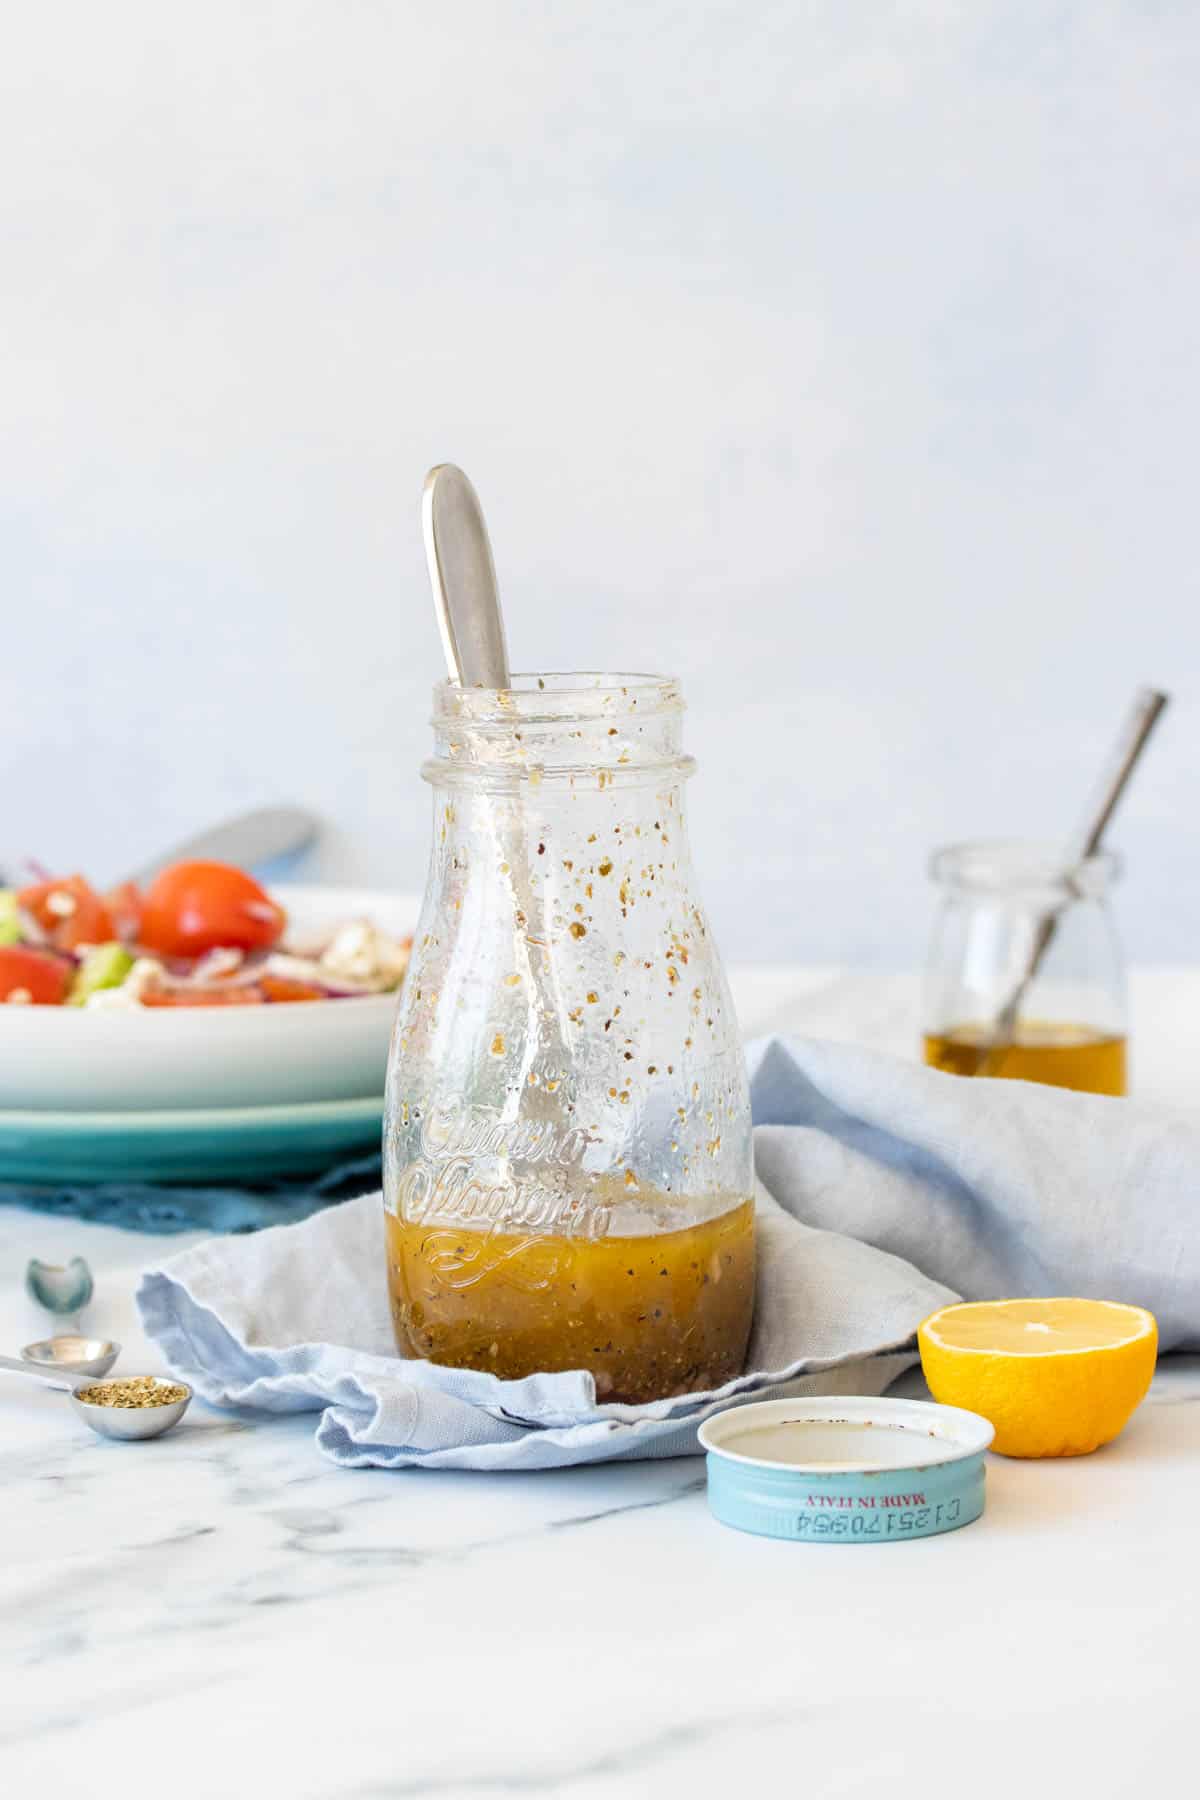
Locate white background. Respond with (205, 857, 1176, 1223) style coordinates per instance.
(3, 1, 1196, 964)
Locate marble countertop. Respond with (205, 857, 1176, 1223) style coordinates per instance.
(5, 968, 1199, 1798)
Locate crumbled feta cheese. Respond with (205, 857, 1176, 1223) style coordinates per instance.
(190, 947, 245, 983)
(84, 957, 166, 1010)
(262, 952, 328, 985)
(45, 890, 77, 918)
(320, 920, 410, 988)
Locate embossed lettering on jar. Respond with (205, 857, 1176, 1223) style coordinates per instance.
(384, 674, 755, 1403)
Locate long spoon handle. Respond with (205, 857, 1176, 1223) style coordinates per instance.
(971, 686, 1169, 1075)
(419, 463, 575, 1110)
(422, 464, 511, 689)
(127, 806, 319, 886)
(1066, 687, 1170, 865)
(0, 1353, 77, 1392)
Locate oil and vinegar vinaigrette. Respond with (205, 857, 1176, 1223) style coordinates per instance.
(387, 1191, 755, 1403)
(384, 675, 757, 1403)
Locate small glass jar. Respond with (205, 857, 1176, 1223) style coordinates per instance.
(383, 673, 755, 1403)
(922, 840, 1127, 1095)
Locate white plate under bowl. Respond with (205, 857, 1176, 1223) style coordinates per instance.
(0, 886, 420, 1113)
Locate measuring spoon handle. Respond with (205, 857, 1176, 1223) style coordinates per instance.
(0, 1353, 78, 1392)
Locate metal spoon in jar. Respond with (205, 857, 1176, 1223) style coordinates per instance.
(423, 463, 511, 690)
(421, 463, 573, 1087)
(965, 686, 1169, 1077)
(0, 1353, 192, 1441)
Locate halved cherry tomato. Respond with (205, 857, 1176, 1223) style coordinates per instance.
(140, 983, 266, 1007)
(0, 945, 74, 1005)
(138, 862, 287, 959)
(259, 974, 327, 1003)
(18, 876, 115, 953)
(104, 881, 144, 944)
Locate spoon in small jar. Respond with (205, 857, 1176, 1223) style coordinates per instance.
(0, 1353, 192, 1441)
(963, 686, 1169, 1077)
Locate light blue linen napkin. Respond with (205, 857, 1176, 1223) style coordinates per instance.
(137, 1036, 1200, 1470)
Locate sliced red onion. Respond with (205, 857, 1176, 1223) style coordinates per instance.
(262, 951, 387, 996)
(189, 947, 246, 983)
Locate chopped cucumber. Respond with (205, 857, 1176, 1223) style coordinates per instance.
(69, 942, 135, 1005)
(0, 890, 20, 945)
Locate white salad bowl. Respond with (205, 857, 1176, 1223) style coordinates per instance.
(0, 886, 421, 1113)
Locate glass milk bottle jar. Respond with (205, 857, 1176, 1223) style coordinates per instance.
(384, 673, 755, 1403)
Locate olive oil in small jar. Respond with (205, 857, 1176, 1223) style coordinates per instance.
(923, 842, 1127, 1096)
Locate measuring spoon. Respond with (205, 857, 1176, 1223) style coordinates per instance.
(0, 1353, 192, 1441)
(21, 1335, 120, 1378)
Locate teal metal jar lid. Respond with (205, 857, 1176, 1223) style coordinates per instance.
(698, 1395, 995, 1544)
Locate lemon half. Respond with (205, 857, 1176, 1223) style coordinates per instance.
(918, 1298, 1158, 1459)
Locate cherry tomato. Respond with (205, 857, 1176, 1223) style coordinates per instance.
(0, 945, 74, 1005)
(104, 881, 144, 944)
(140, 982, 266, 1007)
(138, 862, 287, 959)
(259, 974, 327, 1003)
(18, 876, 115, 953)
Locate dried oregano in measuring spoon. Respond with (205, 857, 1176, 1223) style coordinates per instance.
(75, 1376, 189, 1408)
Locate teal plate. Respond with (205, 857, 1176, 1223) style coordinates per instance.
(0, 1097, 384, 1184)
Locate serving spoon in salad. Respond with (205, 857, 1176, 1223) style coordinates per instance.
(0, 806, 318, 894)
(125, 805, 319, 886)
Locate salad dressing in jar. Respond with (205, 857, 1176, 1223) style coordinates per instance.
(384, 674, 755, 1403)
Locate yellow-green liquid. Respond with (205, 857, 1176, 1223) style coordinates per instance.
(923, 1023, 1126, 1095)
(387, 1193, 756, 1404)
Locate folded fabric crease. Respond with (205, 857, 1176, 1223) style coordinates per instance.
(137, 1035, 1199, 1471)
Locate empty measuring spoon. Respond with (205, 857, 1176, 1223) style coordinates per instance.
(21, 1335, 121, 1378)
(26, 1254, 94, 1325)
(0, 1353, 192, 1441)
